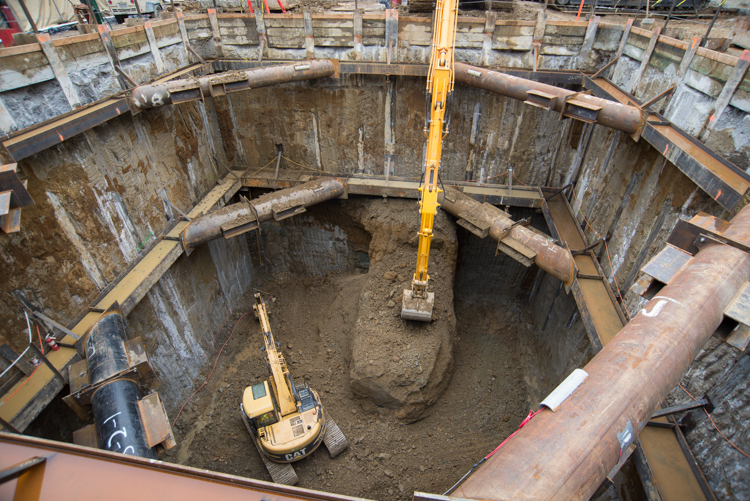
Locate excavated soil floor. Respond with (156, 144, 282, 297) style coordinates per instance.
(161, 274, 537, 499)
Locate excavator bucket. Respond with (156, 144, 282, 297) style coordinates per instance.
(401, 289, 434, 321)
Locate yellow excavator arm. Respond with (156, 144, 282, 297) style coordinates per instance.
(402, 0, 459, 322)
(254, 293, 297, 417)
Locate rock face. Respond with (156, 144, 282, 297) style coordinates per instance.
(346, 198, 458, 421)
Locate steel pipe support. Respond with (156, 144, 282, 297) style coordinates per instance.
(131, 60, 336, 109)
(454, 62, 645, 135)
(85, 304, 156, 459)
(454, 205, 750, 500)
(85, 307, 130, 385)
(181, 177, 345, 249)
(92, 380, 156, 459)
(440, 187, 575, 285)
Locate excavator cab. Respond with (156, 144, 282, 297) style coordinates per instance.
(242, 381, 279, 432)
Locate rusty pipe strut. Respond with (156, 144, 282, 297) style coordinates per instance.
(454, 63, 645, 135)
(131, 60, 336, 109)
(454, 205, 750, 501)
(181, 177, 345, 250)
(440, 187, 575, 285)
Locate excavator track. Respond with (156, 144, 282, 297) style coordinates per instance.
(240, 405, 299, 485)
(323, 418, 349, 459)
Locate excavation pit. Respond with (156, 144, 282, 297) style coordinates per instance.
(3, 8, 748, 497)
(147, 199, 592, 499)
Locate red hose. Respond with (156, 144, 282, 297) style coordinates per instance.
(576, 0, 586, 20)
(262, 0, 270, 14)
(247, 0, 254, 14)
(278, 0, 286, 13)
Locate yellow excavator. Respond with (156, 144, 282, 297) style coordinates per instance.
(240, 293, 348, 485)
(402, 0, 459, 322)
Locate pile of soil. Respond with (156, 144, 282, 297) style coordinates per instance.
(345, 198, 458, 422)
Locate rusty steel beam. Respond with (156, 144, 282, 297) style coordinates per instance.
(131, 60, 336, 109)
(454, 205, 750, 500)
(454, 62, 646, 136)
(181, 177, 345, 250)
(0, 433, 370, 501)
(440, 187, 575, 285)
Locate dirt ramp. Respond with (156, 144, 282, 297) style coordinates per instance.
(346, 198, 458, 422)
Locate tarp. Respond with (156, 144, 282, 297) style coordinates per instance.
(6, 0, 76, 32)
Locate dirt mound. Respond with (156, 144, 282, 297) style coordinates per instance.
(345, 198, 458, 422)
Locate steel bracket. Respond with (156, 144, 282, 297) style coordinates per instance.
(524, 89, 558, 111)
(271, 200, 306, 221)
(73, 391, 176, 451)
(497, 217, 531, 241)
(63, 336, 161, 421)
(560, 91, 601, 124)
(456, 210, 491, 239)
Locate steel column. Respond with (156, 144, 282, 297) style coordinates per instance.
(454, 204, 750, 500)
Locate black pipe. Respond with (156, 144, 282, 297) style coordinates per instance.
(92, 380, 156, 459)
(86, 309, 129, 385)
(85, 304, 157, 459)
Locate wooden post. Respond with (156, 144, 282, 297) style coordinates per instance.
(303, 9, 314, 59)
(37, 33, 82, 109)
(208, 8, 224, 57)
(176, 12, 192, 63)
(626, 27, 661, 95)
(253, 0, 268, 61)
(385, 9, 398, 63)
(699, 50, 750, 142)
(353, 9, 363, 61)
(481, 12, 496, 67)
(144, 20, 166, 74)
(663, 35, 701, 120)
(98, 24, 129, 91)
(578, 16, 600, 68)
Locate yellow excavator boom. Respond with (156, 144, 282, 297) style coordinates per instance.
(254, 294, 297, 417)
(402, 0, 459, 322)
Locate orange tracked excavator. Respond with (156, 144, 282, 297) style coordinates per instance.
(402, 0, 459, 321)
(240, 293, 348, 485)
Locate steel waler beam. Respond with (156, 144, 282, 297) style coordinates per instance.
(453, 204, 750, 500)
(454, 62, 647, 138)
(440, 187, 575, 285)
(131, 60, 336, 109)
(181, 177, 345, 252)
